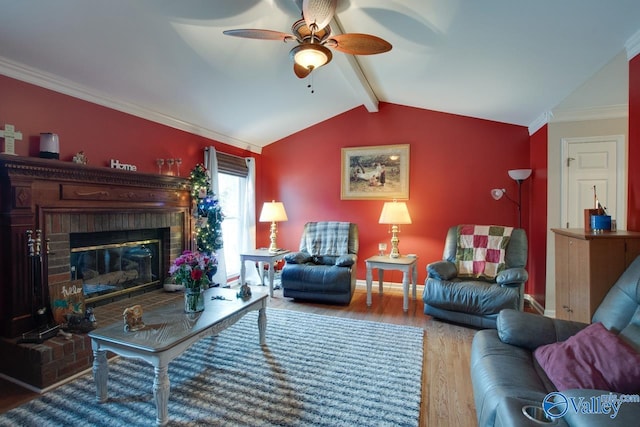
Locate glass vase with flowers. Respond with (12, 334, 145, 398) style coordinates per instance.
(169, 250, 217, 313)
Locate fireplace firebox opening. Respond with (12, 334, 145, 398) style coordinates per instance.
(70, 229, 165, 305)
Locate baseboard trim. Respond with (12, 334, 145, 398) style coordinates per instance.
(355, 279, 424, 293)
(524, 294, 545, 315)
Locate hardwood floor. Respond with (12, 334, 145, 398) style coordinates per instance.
(0, 286, 479, 427)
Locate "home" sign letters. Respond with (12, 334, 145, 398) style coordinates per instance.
(110, 159, 137, 171)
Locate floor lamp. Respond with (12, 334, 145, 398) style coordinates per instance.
(490, 169, 531, 228)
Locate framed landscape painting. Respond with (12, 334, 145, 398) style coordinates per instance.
(341, 144, 410, 200)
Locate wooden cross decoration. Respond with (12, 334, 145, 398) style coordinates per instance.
(1, 124, 23, 155)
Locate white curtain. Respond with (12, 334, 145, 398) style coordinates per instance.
(240, 157, 261, 284)
(204, 146, 228, 286)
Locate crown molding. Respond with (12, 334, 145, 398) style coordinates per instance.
(625, 29, 640, 60)
(528, 111, 552, 135)
(551, 104, 628, 123)
(0, 57, 262, 154)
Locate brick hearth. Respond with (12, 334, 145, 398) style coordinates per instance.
(0, 289, 182, 391)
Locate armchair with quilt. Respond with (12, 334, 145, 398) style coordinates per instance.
(422, 224, 528, 328)
(281, 221, 358, 305)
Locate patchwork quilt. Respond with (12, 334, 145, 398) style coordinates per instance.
(456, 225, 513, 279)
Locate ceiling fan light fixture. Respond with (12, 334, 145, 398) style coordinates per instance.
(290, 43, 332, 71)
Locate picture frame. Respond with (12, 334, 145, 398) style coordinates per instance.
(341, 144, 410, 200)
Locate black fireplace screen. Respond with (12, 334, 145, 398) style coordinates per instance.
(70, 237, 161, 303)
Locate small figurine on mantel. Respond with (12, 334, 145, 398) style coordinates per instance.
(0, 123, 23, 155)
(72, 151, 88, 164)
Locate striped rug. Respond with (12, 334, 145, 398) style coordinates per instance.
(0, 308, 424, 426)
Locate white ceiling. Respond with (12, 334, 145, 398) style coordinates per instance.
(1, 0, 639, 153)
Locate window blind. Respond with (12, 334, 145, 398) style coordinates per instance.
(216, 151, 249, 177)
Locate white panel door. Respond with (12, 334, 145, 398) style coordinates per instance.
(562, 136, 622, 229)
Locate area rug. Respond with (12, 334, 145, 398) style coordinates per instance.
(0, 308, 424, 426)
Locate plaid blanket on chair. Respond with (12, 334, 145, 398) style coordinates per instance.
(456, 225, 513, 279)
(302, 221, 351, 256)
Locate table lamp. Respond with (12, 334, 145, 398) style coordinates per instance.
(259, 200, 288, 253)
(378, 200, 412, 258)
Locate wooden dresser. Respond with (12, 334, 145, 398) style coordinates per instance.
(552, 228, 640, 323)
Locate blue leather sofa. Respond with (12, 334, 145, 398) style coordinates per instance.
(281, 221, 358, 304)
(470, 255, 640, 427)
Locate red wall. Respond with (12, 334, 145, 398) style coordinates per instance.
(629, 55, 640, 231)
(259, 102, 531, 283)
(527, 124, 548, 305)
(2, 75, 543, 296)
(0, 75, 254, 175)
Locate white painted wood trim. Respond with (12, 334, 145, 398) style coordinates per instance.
(528, 111, 553, 135)
(0, 57, 263, 154)
(552, 104, 628, 123)
(625, 29, 640, 60)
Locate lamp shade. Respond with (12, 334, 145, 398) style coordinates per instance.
(508, 169, 532, 181)
(379, 201, 412, 224)
(259, 201, 288, 223)
(290, 44, 332, 70)
(490, 188, 506, 200)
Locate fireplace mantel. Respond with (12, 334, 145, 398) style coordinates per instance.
(0, 154, 192, 337)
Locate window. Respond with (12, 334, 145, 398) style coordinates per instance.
(217, 173, 242, 279)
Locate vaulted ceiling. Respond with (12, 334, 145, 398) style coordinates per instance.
(1, 0, 639, 153)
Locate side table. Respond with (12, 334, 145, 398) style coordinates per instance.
(240, 249, 290, 297)
(365, 255, 418, 312)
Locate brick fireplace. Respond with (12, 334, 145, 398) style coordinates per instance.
(0, 154, 191, 389)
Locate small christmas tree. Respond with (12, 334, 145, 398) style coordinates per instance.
(189, 164, 224, 252)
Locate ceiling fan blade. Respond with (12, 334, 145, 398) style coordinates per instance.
(223, 29, 296, 42)
(302, 0, 337, 31)
(326, 33, 392, 55)
(293, 62, 312, 78)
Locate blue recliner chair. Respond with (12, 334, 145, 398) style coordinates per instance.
(281, 221, 358, 305)
(423, 224, 528, 328)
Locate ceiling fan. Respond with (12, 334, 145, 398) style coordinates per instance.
(223, 0, 392, 78)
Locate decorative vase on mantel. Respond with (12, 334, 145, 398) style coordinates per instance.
(184, 286, 205, 313)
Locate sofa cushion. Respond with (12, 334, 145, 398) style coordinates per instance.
(534, 322, 640, 394)
(423, 278, 519, 315)
(280, 264, 352, 293)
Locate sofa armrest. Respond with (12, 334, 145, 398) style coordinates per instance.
(496, 267, 528, 286)
(562, 389, 640, 426)
(427, 260, 457, 280)
(335, 254, 356, 267)
(497, 309, 589, 350)
(284, 251, 312, 264)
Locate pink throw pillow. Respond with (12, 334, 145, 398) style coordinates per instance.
(534, 322, 640, 394)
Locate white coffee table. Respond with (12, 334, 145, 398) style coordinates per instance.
(88, 287, 268, 426)
(365, 255, 418, 312)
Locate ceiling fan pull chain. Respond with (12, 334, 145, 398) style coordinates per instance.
(307, 73, 315, 94)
